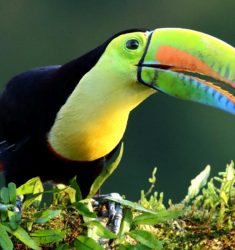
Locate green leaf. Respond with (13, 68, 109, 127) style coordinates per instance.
(0, 204, 13, 212)
(74, 236, 104, 250)
(8, 183, 16, 205)
(0, 224, 13, 250)
(118, 243, 152, 250)
(6, 225, 41, 250)
(1, 187, 9, 204)
(31, 229, 65, 244)
(55, 243, 69, 250)
(184, 165, 211, 202)
(17, 177, 44, 196)
(54, 184, 76, 204)
(134, 209, 183, 225)
(128, 230, 163, 249)
(21, 187, 61, 209)
(33, 209, 61, 224)
(86, 220, 117, 239)
(117, 245, 129, 250)
(8, 210, 21, 230)
(118, 208, 133, 236)
(0, 210, 8, 222)
(17, 177, 44, 208)
(69, 176, 82, 201)
(87, 143, 123, 198)
(22, 193, 43, 209)
(75, 201, 96, 218)
(105, 196, 157, 214)
(220, 190, 228, 205)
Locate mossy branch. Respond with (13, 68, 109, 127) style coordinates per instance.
(0, 160, 235, 249)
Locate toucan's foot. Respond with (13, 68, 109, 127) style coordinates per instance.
(13, 195, 24, 212)
(93, 193, 123, 234)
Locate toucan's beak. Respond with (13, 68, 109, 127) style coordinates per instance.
(138, 28, 235, 115)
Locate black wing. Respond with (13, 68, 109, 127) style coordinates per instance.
(0, 66, 61, 144)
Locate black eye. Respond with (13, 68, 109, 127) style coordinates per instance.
(126, 39, 139, 50)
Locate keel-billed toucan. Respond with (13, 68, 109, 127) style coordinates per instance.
(1, 28, 235, 196)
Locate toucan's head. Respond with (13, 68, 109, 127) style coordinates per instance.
(93, 27, 235, 115)
(79, 29, 157, 112)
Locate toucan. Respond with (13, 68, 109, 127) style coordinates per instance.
(1, 28, 235, 197)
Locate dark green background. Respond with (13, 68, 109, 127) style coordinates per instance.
(0, 0, 235, 202)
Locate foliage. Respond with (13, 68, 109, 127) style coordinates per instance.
(0, 149, 235, 249)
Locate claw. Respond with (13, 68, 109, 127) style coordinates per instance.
(13, 195, 23, 212)
(93, 193, 123, 234)
(110, 203, 122, 234)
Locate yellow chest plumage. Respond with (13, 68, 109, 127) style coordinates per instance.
(48, 50, 155, 161)
(48, 90, 130, 162)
